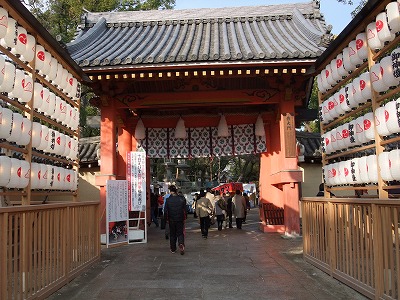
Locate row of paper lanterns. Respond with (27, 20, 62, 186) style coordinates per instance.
(322, 98, 400, 155)
(0, 6, 81, 100)
(320, 49, 400, 125)
(0, 156, 77, 190)
(317, 1, 400, 94)
(324, 149, 400, 187)
(0, 107, 78, 160)
(0, 57, 79, 130)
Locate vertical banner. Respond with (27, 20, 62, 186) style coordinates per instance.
(128, 151, 147, 211)
(106, 180, 128, 247)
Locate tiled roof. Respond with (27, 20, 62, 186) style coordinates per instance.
(79, 136, 100, 165)
(67, 1, 332, 68)
(296, 131, 321, 159)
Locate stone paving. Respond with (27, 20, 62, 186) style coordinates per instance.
(47, 209, 368, 300)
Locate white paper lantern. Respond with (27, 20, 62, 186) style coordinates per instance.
(392, 47, 400, 82)
(331, 163, 341, 186)
(321, 100, 332, 124)
(355, 115, 368, 145)
(385, 99, 400, 134)
(38, 124, 49, 151)
(54, 131, 65, 155)
(0, 62, 15, 93)
(345, 82, 358, 110)
(381, 55, 400, 88)
(0, 156, 11, 187)
(366, 22, 384, 51)
(58, 99, 67, 124)
(7, 112, 22, 143)
(38, 164, 47, 189)
(72, 107, 79, 130)
(31, 122, 42, 149)
(355, 32, 368, 62)
(14, 26, 27, 56)
(335, 53, 348, 78)
(335, 125, 345, 151)
(41, 49, 51, 76)
(375, 106, 391, 136)
(370, 63, 390, 93)
(341, 160, 353, 184)
(46, 92, 56, 117)
(34, 44, 46, 73)
(21, 34, 35, 63)
(5, 158, 21, 188)
(359, 156, 370, 184)
(339, 87, 352, 113)
(10, 159, 29, 189)
(366, 154, 379, 183)
(378, 151, 394, 181)
(10, 69, 24, 99)
(69, 138, 78, 160)
(38, 86, 50, 114)
(0, 55, 5, 86)
(338, 161, 348, 185)
(53, 167, 64, 190)
(64, 104, 72, 127)
(47, 56, 58, 82)
(342, 47, 355, 73)
(33, 82, 43, 110)
(47, 129, 56, 154)
(64, 169, 73, 190)
(1, 17, 16, 49)
(0, 7, 8, 39)
(45, 165, 55, 189)
(341, 122, 351, 149)
(352, 76, 364, 105)
(350, 157, 363, 184)
(327, 96, 338, 120)
(363, 112, 375, 141)
(54, 63, 63, 87)
(72, 170, 78, 190)
(349, 39, 363, 67)
(0, 107, 13, 139)
(30, 162, 41, 189)
(63, 135, 71, 157)
(360, 71, 373, 101)
(330, 128, 338, 153)
(333, 92, 345, 117)
(60, 68, 69, 91)
(53, 96, 62, 121)
(348, 119, 360, 147)
(74, 82, 81, 100)
(322, 165, 330, 186)
(325, 64, 336, 87)
(21, 73, 33, 103)
(19, 117, 31, 146)
(65, 74, 75, 96)
(376, 12, 395, 44)
(386, 1, 400, 34)
(320, 67, 331, 91)
(330, 58, 340, 83)
(389, 149, 400, 180)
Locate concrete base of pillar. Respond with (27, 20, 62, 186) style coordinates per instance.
(259, 223, 286, 233)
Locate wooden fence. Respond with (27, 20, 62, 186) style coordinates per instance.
(302, 197, 400, 300)
(0, 202, 100, 299)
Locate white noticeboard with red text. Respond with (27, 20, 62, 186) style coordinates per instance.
(126, 151, 147, 244)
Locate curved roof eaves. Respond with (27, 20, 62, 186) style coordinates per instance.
(68, 17, 107, 54)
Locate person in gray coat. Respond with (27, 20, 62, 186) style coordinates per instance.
(232, 190, 246, 229)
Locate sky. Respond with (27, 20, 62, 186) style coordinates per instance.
(174, 0, 362, 35)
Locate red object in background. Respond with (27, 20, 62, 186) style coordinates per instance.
(212, 182, 243, 195)
(157, 195, 164, 206)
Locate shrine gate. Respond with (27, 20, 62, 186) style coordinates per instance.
(67, 0, 332, 235)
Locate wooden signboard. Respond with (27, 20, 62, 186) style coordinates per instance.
(284, 113, 296, 157)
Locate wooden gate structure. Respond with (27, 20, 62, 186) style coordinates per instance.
(67, 1, 332, 236)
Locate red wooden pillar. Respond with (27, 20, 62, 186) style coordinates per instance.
(117, 125, 132, 179)
(95, 98, 117, 234)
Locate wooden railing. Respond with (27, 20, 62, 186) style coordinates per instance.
(302, 197, 400, 300)
(0, 202, 100, 300)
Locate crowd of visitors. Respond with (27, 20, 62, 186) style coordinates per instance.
(158, 185, 252, 255)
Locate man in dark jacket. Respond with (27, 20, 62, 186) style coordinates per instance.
(165, 185, 187, 255)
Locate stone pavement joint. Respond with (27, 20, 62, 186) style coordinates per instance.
(47, 209, 368, 300)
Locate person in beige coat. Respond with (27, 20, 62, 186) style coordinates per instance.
(195, 190, 214, 239)
(232, 190, 247, 229)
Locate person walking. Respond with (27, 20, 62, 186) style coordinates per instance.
(215, 191, 227, 231)
(149, 192, 159, 227)
(232, 190, 246, 229)
(195, 190, 213, 239)
(165, 185, 187, 255)
(225, 192, 233, 228)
